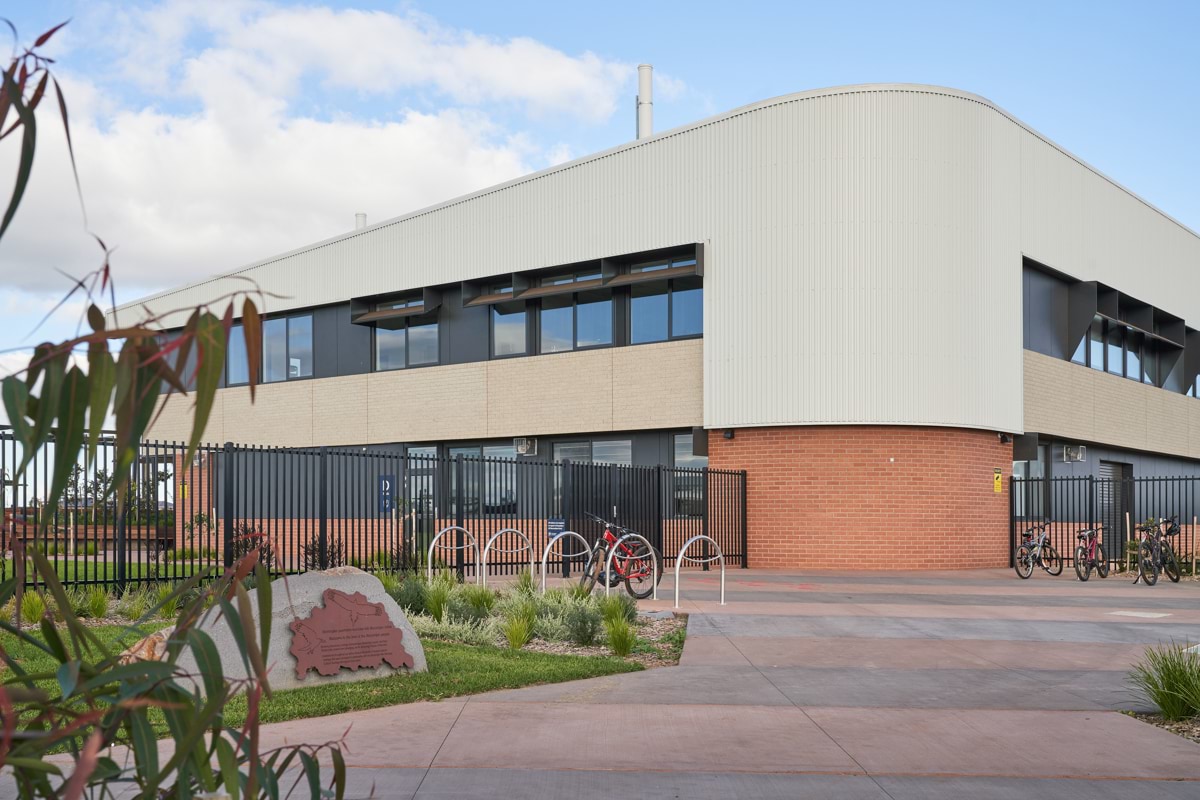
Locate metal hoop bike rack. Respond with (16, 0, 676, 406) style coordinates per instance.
(427, 525, 480, 584)
(604, 532, 659, 601)
(674, 534, 726, 609)
(479, 528, 534, 587)
(539, 530, 592, 593)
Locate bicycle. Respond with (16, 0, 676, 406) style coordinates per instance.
(1136, 516, 1181, 586)
(577, 512, 663, 599)
(1073, 524, 1109, 582)
(1014, 520, 1062, 579)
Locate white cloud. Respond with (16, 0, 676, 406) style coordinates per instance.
(0, 1, 644, 301)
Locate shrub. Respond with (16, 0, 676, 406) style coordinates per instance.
(394, 575, 428, 615)
(85, 586, 110, 619)
(501, 612, 534, 649)
(230, 525, 275, 570)
(379, 572, 402, 597)
(156, 583, 181, 619)
(1129, 642, 1200, 721)
(80, 541, 97, 556)
(568, 583, 594, 602)
(117, 588, 150, 621)
(565, 602, 603, 646)
(598, 593, 637, 626)
(461, 584, 498, 617)
(301, 535, 347, 571)
(67, 587, 89, 617)
(426, 581, 453, 623)
(513, 568, 536, 596)
(604, 616, 637, 657)
(410, 613, 499, 646)
(20, 592, 46, 624)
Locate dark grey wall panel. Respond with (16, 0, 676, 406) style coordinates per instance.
(1045, 439, 1200, 479)
(1023, 267, 1070, 359)
(334, 304, 372, 376)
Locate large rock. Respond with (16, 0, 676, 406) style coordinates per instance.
(175, 567, 426, 693)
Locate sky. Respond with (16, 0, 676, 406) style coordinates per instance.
(1, 0, 1199, 379)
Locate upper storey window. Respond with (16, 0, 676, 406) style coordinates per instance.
(539, 271, 612, 354)
(374, 296, 438, 371)
(630, 256, 702, 344)
(491, 283, 527, 357)
(227, 313, 313, 385)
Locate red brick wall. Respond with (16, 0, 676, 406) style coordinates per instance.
(707, 426, 1013, 569)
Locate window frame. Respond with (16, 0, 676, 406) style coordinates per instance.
(489, 299, 529, 359)
(228, 312, 314, 386)
(628, 276, 703, 346)
(537, 290, 614, 354)
(372, 312, 440, 372)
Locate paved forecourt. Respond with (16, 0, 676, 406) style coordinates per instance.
(255, 568, 1200, 798)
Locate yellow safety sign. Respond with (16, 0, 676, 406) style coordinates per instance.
(993, 469, 1003, 493)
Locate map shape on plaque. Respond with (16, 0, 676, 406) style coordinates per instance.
(288, 588, 415, 679)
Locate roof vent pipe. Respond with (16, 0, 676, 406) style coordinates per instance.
(354, 212, 367, 230)
(636, 64, 653, 140)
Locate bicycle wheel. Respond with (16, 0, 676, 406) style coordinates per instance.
(1095, 545, 1109, 579)
(622, 542, 663, 600)
(1074, 546, 1091, 582)
(1042, 545, 1063, 576)
(1164, 543, 1181, 583)
(578, 544, 603, 592)
(1138, 541, 1159, 586)
(1014, 545, 1034, 579)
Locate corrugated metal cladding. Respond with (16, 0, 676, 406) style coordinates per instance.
(120, 84, 1200, 435)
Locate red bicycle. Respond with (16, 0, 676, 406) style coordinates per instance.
(577, 512, 663, 599)
(1073, 524, 1109, 581)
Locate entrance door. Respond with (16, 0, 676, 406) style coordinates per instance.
(1097, 460, 1131, 558)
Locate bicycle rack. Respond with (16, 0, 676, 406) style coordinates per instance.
(604, 532, 659, 601)
(674, 535, 726, 609)
(427, 526, 480, 584)
(480, 528, 534, 588)
(539, 530, 592, 593)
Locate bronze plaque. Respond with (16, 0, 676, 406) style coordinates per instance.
(289, 588, 415, 680)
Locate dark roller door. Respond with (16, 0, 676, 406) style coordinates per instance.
(1098, 461, 1131, 558)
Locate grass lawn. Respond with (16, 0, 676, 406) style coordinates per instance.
(1, 624, 641, 733)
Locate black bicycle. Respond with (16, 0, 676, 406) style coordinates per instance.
(1136, 516, 1181, 586)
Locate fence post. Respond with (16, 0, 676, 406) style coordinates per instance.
(222, 442, 235, 568)
(560, 460, 571, 579)
(454, 454, 465, 582)
(701, 468, 711, 572)
(318, 446, 329, 570)
(1008, 475, 1016, 568)
(115, 444, 134, 592)
(654, 464, 665, 556)
(740, 469, 748, 568)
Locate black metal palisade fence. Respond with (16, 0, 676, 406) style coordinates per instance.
(1011, 475, 1200, 568)
(1, 429, 748, 590)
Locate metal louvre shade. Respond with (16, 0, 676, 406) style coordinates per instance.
(605, 263, 697, 287)
(352, 305, 428, 325)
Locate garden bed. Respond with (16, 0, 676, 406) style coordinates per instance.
(1130, 712, 1200, 745)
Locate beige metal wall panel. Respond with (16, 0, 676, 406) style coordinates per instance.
(485, 350, 613, 437)
(611, 340, 703, 431)
(120, 85, 1200, 436)
(145, 340, 703, 447)
(366, 363, 489, 444)
(1024, 351, 1197, 459)
(146, 392, 224, 444)
(312, 375, 368, 447)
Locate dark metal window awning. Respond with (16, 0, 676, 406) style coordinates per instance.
(351, 288, 442, 327)
(462, 243, 703, 306)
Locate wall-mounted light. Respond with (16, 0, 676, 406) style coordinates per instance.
(998, 433, 1012, 444)
(723, 429, 735, 440)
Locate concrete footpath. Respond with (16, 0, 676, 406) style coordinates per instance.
(257, 569, 1200, 797)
